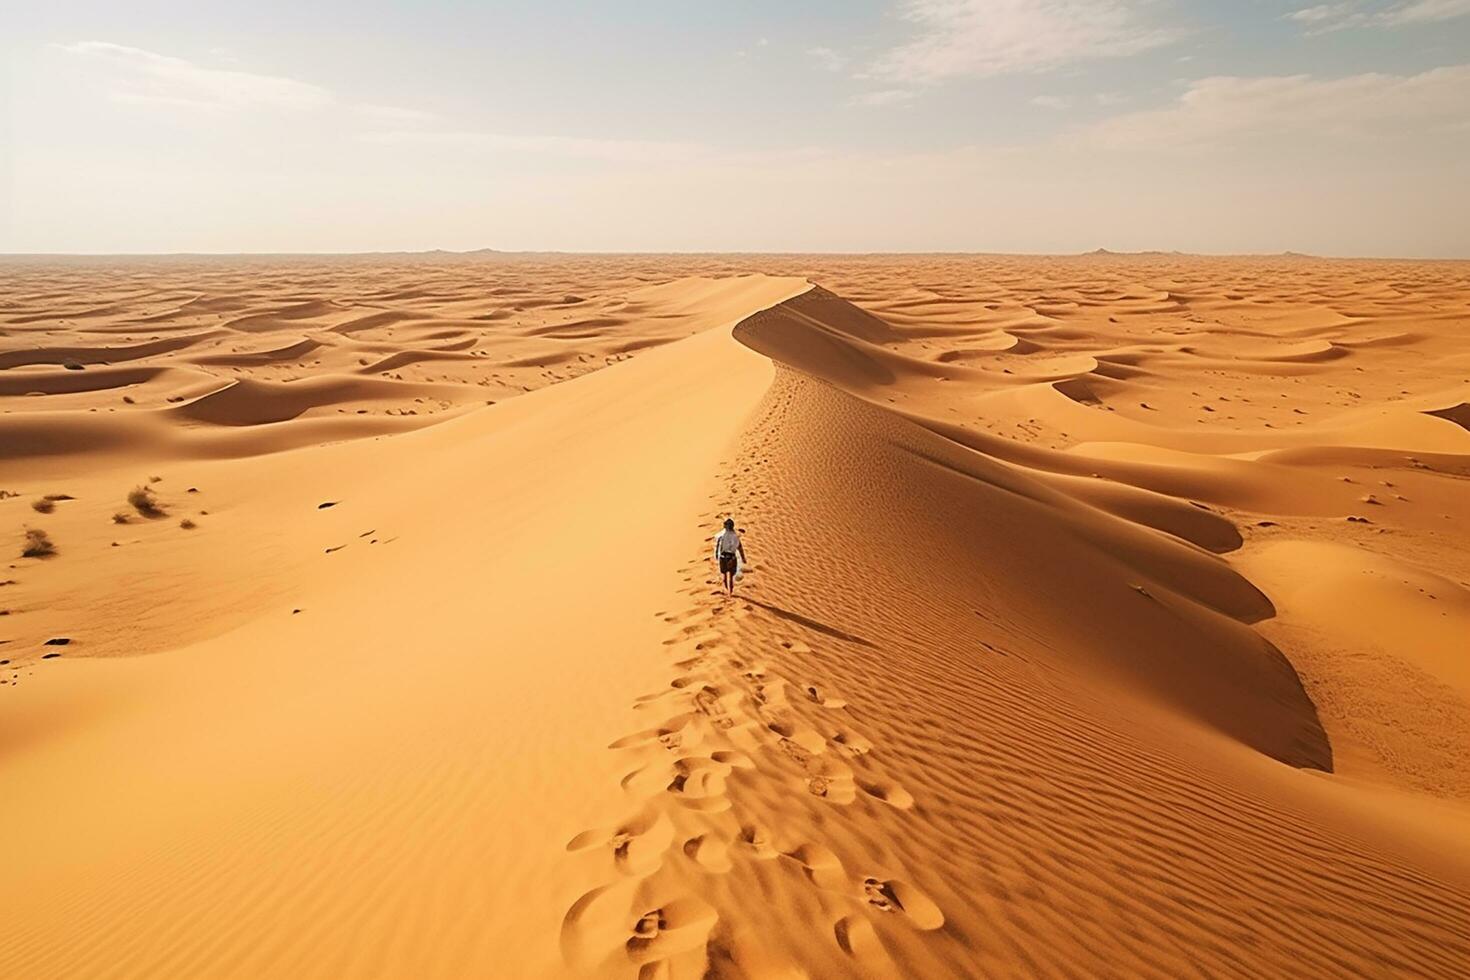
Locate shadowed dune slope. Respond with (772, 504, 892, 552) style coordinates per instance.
(739, 302, 1327, 766)
(634, 368, 1468, 977)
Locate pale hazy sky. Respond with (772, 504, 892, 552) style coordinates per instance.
(3, 1, 1469, 255)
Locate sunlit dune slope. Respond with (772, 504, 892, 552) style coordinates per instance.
(0, 273, 807, 978)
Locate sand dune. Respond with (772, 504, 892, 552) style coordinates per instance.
(2, 253, 1468, 977)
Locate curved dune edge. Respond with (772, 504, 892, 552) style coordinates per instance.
(3, 258, 1469, 978)
(732, 287, 1326, 767)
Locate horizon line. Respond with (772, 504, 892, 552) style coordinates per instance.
(3, 248, 1468, 262)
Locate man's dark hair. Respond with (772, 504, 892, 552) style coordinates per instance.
(724, 518, 735, 530)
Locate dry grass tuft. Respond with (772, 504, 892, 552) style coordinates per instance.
(112, 512, 131, 525)
(31, 493, 73, 514)
(128, 485, 166, 518)
(179, 518, 197, 530)
(22, 528, 55, 558)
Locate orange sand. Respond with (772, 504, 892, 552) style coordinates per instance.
(2, 253, 1468, 977)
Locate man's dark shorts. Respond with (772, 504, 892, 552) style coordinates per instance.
(719, 554, 738, 575)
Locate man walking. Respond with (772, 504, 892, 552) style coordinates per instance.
(713, 518, 746, 595)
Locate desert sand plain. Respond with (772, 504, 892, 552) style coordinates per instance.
(1, 252, 1469, 978)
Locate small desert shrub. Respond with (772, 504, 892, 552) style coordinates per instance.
(31, 498, 55, 514)
(179, 518, 197, 530)
(128, 485, 166, 518)
(112, 512, 131, 525)
(22, 528, 55, 558)
(148, 475, 162, 484)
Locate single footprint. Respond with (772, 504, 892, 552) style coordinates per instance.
(682, 834, 733, 873)
(780, 738, 812, 766)
(863, 877, 945, 930)
(564, 811, 672, 875)
(772, 723, 829, 760)
(805, 684, 848, 709)
(790, 842, 846, 890)
(692, 686, 735, 730)
(624, 899, 719, 966)
(608, 726, 673, 750)
(692, 685, 724, 717)
(858, 778, 915, 810)
(631, 909, 663, 941)
(834, 914, 891, 964)
(805, 771, 858, 804)
(710, 749, 754, 770)
(739, 824, 779, 860)
(666, 758, 731, 811)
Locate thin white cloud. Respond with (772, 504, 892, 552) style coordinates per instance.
(1287, 3, 1355, 23)
(1077, 65, 1470, 149)
(354, 104, 441, 126)
(1032, 91, 1126, 109)
(851, 88, 917, 106)
(56, 41, 332, 110)
(807, 46, 847, 71)
(1285, 0, 1470, 31)
(871, 0, 1176, 82)
(360, 129, 707, 164)
(1380, 0, 1470, 23)
(56, 41, 695, 164)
